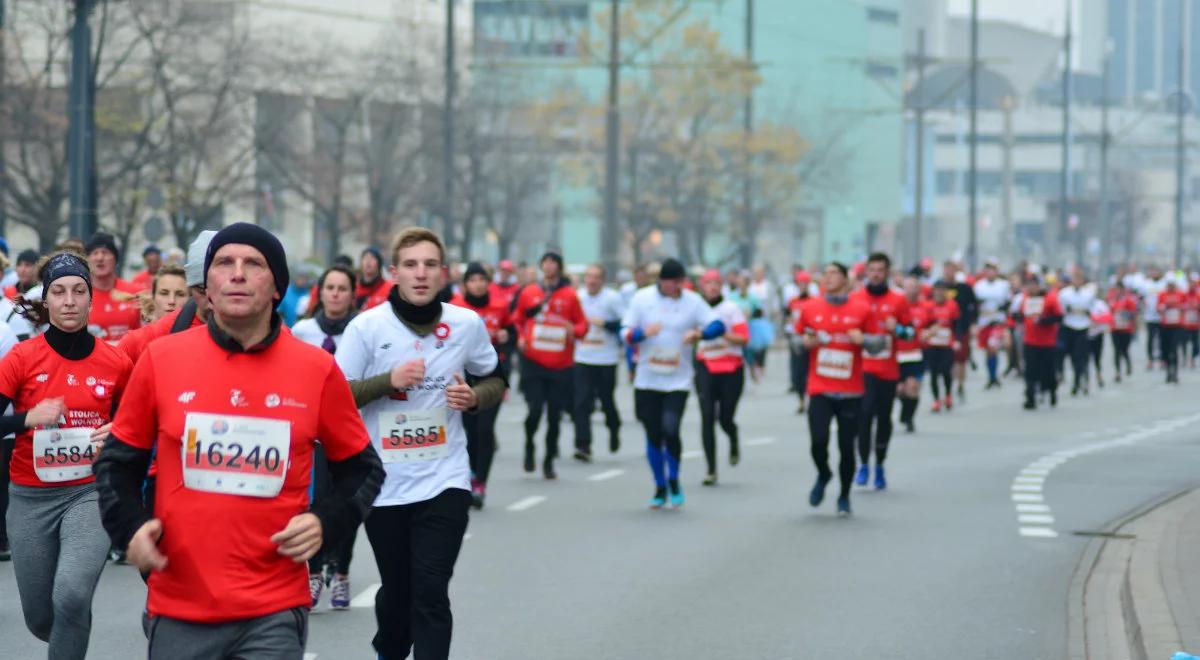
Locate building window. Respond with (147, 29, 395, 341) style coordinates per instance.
(866, 7, 900, 25)
(865, 62, 898, 78)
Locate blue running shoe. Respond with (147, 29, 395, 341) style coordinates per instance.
(855, 464, 869, 486)
(809, 476, 830, 507)
(649, 487, 667, 509)
(837, 495, 852, 516)
(874, 465, 887, 491)
(669, 489, 685, 508)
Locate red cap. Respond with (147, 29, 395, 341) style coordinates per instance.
(700, 268, 723, 284)
(795, 271, 812, 284)
(498, 259, 514, 270)
(851, 262, 866, 278)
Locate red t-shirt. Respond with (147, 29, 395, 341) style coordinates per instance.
(796, 296, 871, 397)
(1109, 294, 1138, 334)
(922, 299, 961, 348)
(849, 288, 911, 381)
(110, 326, 371, 623)
(131, 270, 153, 291)
(1158, 290, 1188, 328)
(896, 298, 928, 357)
(0, 336, 132, 487)
(355, 278, 393, 311)
(450, 293, 513, 361)
(90, 282, 143, 343)
(489, 282, 520, 311)
(1185, 291, 1200, 330)
(117, 307, 204, 365)
(1021, 290, 1063, 347)
(513, 282, 588, 371)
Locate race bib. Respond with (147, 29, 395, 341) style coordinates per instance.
(531, 323, 568, 352)
(929, 327, 952, 347)
(1165, 309, 1182, 325)
(1186, 310, 1200, 325)
(1025, 297, 1045, 316)
(1114, 312, 1134, 330)
(646, 348, 682, 374)
(378, 408, 448, 463)
(698, 338, 729, 359)
(897, 349, 923, 364)
(32, 428, 97, 483)
(815, 347, 853, 380)
(182, 413, 291, 498)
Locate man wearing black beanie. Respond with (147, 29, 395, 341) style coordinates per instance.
(512, 251, 589, 479)
(95, 221, 384, 660)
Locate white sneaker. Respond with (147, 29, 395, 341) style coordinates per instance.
(308, 574, 324, 610)
(330, 574, 351, 610)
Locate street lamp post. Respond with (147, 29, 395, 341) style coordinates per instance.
(67, 0, 97, 240)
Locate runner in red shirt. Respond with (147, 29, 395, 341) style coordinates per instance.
(450, 261, 516, 507)
(1157, 279, 1187, 383)
(130, 245, 162, 292)
(1107, 281, 1138, 382)
(921, 281, 960, 412)
(489, 259, 521, 310)
(84, 232, 142, 344)
(695, 269, 750, 486)
(512, 251, 588, 479)
(355, 246, 393, 311)
(0, 251, 133, 659)
(94, 223, 384, 660)
(848, 252, 912, 490)
(1014, 276, 1064, 409)
(796, 262, 878, 516)
(1183, 280, 1200, 369)
(896, 274, 929, 432)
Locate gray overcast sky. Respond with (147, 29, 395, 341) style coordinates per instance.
(945, 0, 1076, 36)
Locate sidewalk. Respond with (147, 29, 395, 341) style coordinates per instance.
(1072, 488, 1200, 660)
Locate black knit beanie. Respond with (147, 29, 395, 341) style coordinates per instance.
(203, 223, 290, 299)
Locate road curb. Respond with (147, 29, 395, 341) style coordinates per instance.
(1069, 486, 1200, 660)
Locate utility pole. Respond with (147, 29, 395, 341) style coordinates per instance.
(913, 29, 928, 266)
(1099, 40, 1113, 277)
(967, 0, 979, 271)
(1001, 95, 1015, 261)
(1174, 0, 1188, 270)
(601, 0, 620, 275)
(443, 0, 456, 248)
(67, 0, 97, 240)
(741, 0, 753, 267)
(1060, 0, 1074, 267)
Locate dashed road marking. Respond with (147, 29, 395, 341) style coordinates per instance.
(682, 450, 702, 460)
(587, 469, 625, 482)
(350, 583, 381, 608)
(1016, 503, 1051, 513)
(1018, 514, 1055, 525)
(506, 495, 547, 512)
(746, 437, 777, 447)
(1019, 526, 1059, 538)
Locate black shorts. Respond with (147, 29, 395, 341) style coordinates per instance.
(899, 361, 926, 381)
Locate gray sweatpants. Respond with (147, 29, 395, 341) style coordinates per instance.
(7, 482, 110, 660)
(146, 607, 309, 660)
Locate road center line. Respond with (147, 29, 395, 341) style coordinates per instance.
(350, 583, 381, 608)
(507, 495, 547, 512)
(682, 450, 702, 459)
(745, 437, 776, 446)
(587, 469, 625, 482)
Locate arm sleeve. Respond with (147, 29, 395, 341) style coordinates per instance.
(348, 374, 394, 408)
(621, 297, 644, 344)
(94, 351, 159, 550)
(312, 363, 384, 552)
(700, 320, 725, 340)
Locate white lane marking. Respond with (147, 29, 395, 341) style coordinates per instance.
(304, 654, 318, 660)
(350, 583, 381, 608)
(682, 450, 702, 460)
(746, 437, 776, 447)
(1010, 411, 1200, 540)
(506, 495, 547, 512)
(464, 533, 472, 541)
(587, 469, 625, 482)
(1016, 503, 1051, 513)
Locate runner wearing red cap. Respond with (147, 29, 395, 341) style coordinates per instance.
(695, 269, 749, 486)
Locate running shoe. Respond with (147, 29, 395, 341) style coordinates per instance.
(730, 446, 740, 467)
(809, 476, 830, 507)
(573, 449, 592, 463)
(874, 465, 887, 491)
(309, 574, 324, 609)
(523, 441, 535, 473)
(470, 478, 485, 510)
(668, 486, 685, 509)
(836, 495, 852, 516)
(542, 457, 557, 480)
(702, 473, 717, 486)
(855, 464, 869, 486)
(609, 433, 620, 454)
(1049, 390, 1058, 407)
(329, 574, 351, 610)
(931, 399, 942, 413)
(944, 394, 953, 410)
(904, 420, 916, 433)
(649, 487, 667, 509)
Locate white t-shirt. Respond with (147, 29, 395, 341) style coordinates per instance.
(621, 287, 719, 392)
(973, 277, 1012, 326)
(1058, 285, 1098, 330)
(748, 278, 777, 318)
(0, 296, 34, 339)
(1138, 277, 1167, 322)
(291, 317, 352, 352)
(336, 303, 498, 506)
(575, 287, 625, 366)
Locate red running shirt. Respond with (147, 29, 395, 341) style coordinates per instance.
(110, 326, 371, 623)
(1158, 290, 1188, 328)
(849, 288, 911, 381)
(1021, 290, 1063, 348)
(0, 336, 132, 487)
(89, 282, 143, 343)
(450, 293, 513, 360)
(513, 283, 588, 371)
(795, 296, 871, 397)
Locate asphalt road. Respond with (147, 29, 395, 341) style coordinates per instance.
(2, 347, 1197, 659)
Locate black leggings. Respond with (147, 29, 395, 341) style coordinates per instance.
(366, 488, 471, 660)
(858, 374, 897, 465)
(695, 366, 744, 475)
(1162, 326, 1180, 379)
(1089, 334, 1104, 376)
(1023, 344, 1057, 401)
(310, 444, 356, 575)
(1112, 332, 1133, 375)
(1147, 322, 1161, 363)
(634, 389, 688, 463)
(925, 348, 953, 399)
(790, 347, 810, 397)
(1061, 327, 1090, 390)
(521, 360, 571, 460)
(463, 401, 500, 484)
(572, 364, 621, 452)
(807, 394, 860, 499)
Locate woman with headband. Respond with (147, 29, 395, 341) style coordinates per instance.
(1, 251, 133, 659)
